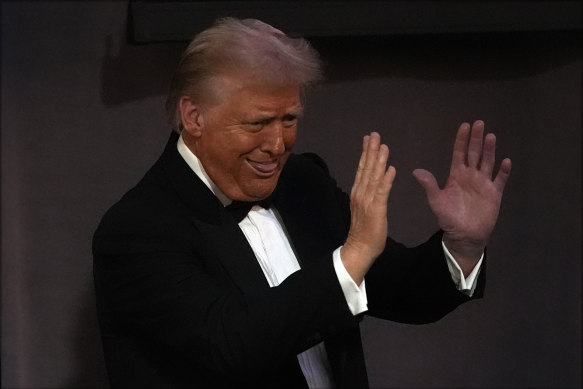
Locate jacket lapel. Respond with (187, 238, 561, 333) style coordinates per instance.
(192, 214, 271, 295)
(158, 132, 270, 296)
(273, 166, 344, 267)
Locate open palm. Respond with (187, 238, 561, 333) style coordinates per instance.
(413, 121, 511, 272)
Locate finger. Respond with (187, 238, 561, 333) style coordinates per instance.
(412, 168, 440, 200)
(367, 143, 389, 192)
(371, 164, 396, 221)
(451, 122, 470, 171)
(365, 132, 381, 171)
(352, 135, 370, 194)
(377, 165, 396, 198)
(481, 133, 496, 178)
(467, 120, 484, 168)
(493, 158, 512, 192)
(357, 132, 381, 195)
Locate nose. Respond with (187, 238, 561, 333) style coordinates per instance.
(260, 123, 285, 155)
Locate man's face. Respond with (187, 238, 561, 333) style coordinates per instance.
(184, 75, 302, 201)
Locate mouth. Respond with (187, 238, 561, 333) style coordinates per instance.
(246, 159, 279, 177)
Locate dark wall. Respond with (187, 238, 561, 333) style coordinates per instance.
(2, 2, 580, 388)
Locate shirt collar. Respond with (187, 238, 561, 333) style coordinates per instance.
(177, 133, 232, 206)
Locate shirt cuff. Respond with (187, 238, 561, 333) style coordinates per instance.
(442, 240, 483, 297)
(332, 247, 368, 315)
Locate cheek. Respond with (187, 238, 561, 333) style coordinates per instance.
(284, 128, 297, 150)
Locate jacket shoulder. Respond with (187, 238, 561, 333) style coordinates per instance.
(93, 161, 194, 256)
(281, 152, 332, 182)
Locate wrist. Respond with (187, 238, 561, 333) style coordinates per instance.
(442, 236, 484, 276)
(340, 242, 373, 285)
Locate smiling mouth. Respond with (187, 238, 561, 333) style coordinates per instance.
(246, 159, 279, 177)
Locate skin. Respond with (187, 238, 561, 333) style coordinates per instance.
(343, 121, 511, 283)
(341, 133, 396, 285)
(413, 121, 512, 275)
(179, 74, 303, 202)
(179, 72, 511, 284)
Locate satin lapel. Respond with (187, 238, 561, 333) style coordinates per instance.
(159, 132, 270, 296)
(272, 168, 343, 267)
(193, 212, 271, 296)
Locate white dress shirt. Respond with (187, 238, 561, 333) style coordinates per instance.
(176, 134, 482, 388)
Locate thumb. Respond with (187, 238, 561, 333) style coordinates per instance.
(412, 168, 440, 199)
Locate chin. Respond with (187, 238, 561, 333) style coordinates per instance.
(244, 183, 277, 201)
(248, 190, 274, 201)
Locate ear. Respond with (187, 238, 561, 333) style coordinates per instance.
(179, 96, 204, 137)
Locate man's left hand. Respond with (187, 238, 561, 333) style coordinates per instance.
(412, 120, 511, 276)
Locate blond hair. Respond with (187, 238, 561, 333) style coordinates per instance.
(165, 17, 323, 130)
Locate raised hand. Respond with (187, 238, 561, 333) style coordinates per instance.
(412, 120, 511, 275)
(341, 132, 397, 285)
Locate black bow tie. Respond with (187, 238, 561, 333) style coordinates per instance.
(226, 197, 272, 223)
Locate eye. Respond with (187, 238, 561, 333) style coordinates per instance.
(282, 114, 298, 128)
(246, 120, 266, 131)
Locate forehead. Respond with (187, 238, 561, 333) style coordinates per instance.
(215, 73, 302, 111)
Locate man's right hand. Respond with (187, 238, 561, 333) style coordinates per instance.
(341, 132, 396, 285)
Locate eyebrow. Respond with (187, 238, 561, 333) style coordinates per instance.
(287, 106, 304, 117)
(247, 106, 304, 123)
(279, 106, 303, 120)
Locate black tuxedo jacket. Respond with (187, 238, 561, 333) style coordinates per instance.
(93, 132, 484, 388)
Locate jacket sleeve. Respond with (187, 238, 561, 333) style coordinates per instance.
(365, 232, 485, 324)
(293, 153, 486, 324)
(92, 177, 359, 382)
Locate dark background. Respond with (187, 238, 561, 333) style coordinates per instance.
(2, 2, 581, 388)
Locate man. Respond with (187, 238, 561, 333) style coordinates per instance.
(93, 18, 511, 388)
